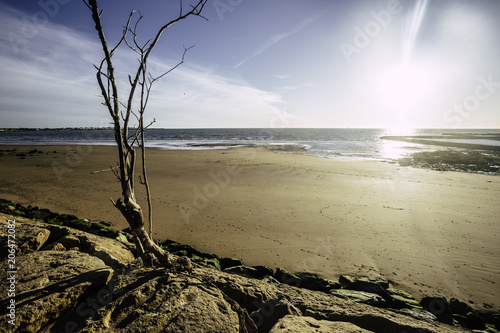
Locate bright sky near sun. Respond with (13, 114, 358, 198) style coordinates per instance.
(0, 0, 499, 129)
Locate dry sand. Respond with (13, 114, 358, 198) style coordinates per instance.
(0, 145, 499, 310)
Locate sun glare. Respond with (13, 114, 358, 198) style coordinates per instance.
(377, 63, 433, 108)
(370, 61, 439, 128)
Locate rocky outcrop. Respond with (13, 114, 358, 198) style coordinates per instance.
(269, 315, 372, 333)
(1, 209, 495, 332)
(0, 213, 135, 271)
(203, 268, 469, 333)
(0, 222, 50, 259)
(0, 250, 113, 332)
(57, 268, 243, 333)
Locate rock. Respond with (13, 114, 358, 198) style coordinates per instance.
(274, 268, 301, 287)
(93, 250, 127, 271)
(219, 257, 244, 270)
(261, 275, 281, 285)
(175, 255, 193, 274)
(386, 288, 422, 309)
(453, 312, 486, 330)
(70, 231, 135, 268)
(163, 240, 203, 257)
(494, 313, 500, 330)
(249, 296, 302, 333)
(330, 289, 387, 307)
(54, 268, 242, 333)
(295, 272, 341, 292)
(171, 249, 189, 257)
(449, 298, 486, 330)
(389, 293, 422, 310)
(191, 255, 221, 271)
(387, 288, 416, 300)
(420, 296, 453, 324)
(269, 315, 372, 333)
(2, 217, 135, 268)
(54, 234, 81, 250)
(212, 271, 278, 313)
(115, 231, 131, 244)
(252, 265, 274, 279)
(339, 274, 357, 287)
(344, 280, 391, 301)
(43, 242, 66, 251)
(398, 308, 438, 322)
(449, 298, 475, 316)
(200, 251, 220, 260)
(338, 274, 390, 289)
(0, 251, 113, 333)
(224, 265, 259, 278)
(339, 282, 421, 310)
(0, 220, 50, 258)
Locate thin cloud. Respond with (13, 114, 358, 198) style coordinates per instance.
(145, 61, 289, 127)
(0, 5, 289, 128)
(270, 74, 292, 79)
(234, 13, 320, 69)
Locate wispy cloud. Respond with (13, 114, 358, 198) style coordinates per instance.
(234, 14, 320, 69)
(270, 74, 292, 79)
(144, 60, 288, 127)
(0, 4, 288, 128)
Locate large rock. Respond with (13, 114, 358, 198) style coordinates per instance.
(449, 298, 486, 330)
(420, 296, 453, 324)
(269, 315, 372, 333)
(212, 270, 278, 313)
(219, 257, 244, 270)
(452, 312, 485, 330)
(339, 275, 389, 289)
(398, 308, 438, 322)
(344, 279, 421, 310)
(274, 268, 301, 287)
(0, 214, 135, 269)
(205, 268, 466, 333)
(55, 234, 81, 250)
(343, 280, 392, 302)
(0, 251, 113, 332)
(41, 222, 135, 268)
(252, 265, 274, 279)
(295, 272, 341, 292)
(53, 268, 243, 333)
(0, 219, 50, 258)
(249, 296, 302, 333)
(330, 289, 387, 307)
(224, 265, 259, 278)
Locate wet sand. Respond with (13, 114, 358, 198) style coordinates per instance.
(0, 145, 499, 310)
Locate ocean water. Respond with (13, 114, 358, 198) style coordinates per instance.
(1, 128, 499, 161)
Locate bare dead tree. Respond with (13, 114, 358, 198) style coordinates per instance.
(84, 0, 208, 267)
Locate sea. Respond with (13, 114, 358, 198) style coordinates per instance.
(1, 128, 499, 161)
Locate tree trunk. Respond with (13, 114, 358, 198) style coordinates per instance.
(85, 0, 206, 269)
(114, 198, 172, 267)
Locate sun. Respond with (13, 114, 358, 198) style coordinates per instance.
(377, 62, 434, 109)
(372, 61, 437, 128)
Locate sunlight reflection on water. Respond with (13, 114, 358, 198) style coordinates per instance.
(378, 140, 421, 160)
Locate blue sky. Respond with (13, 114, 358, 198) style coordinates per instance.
(0, 0, 499, 129)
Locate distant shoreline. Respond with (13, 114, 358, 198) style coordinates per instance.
(0, 127, 113, 132)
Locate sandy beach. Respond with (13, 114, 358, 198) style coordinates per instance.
(0, 144, 499, 311)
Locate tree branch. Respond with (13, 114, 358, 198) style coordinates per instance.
(85, 0, 208, 268)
